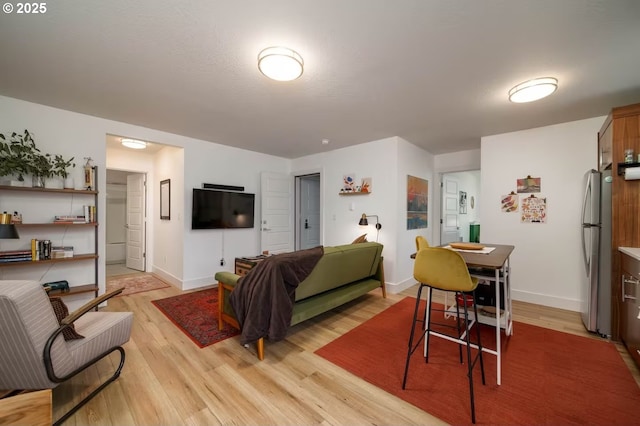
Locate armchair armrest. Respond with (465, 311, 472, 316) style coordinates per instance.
(61, 287, 124, 326)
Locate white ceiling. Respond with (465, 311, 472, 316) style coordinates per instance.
(1, 1, 639, 158)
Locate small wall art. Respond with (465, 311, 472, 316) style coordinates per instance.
(501, 192, 518, 212)
(343, 174, 356, 192)
(521, 194, 546, 223)
(360, 177, 372, 193)
(407, 175, 428, 229)
(160, 179, 170, 220)
(517, 175, 541, 193)
(459, 191, 467, 214)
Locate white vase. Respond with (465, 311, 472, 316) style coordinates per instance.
(64, 177, 74, 189)
(32, 175, 45, 188)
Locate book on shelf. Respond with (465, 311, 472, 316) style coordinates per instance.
(51, 246, 74, 258)
(30, 239, 52, 260)
(82, 205, 96, 223)
(54, 215, 87, 224)
(0, 250, 32, 262)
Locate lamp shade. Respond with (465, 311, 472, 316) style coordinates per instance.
(0, 224, 20, 239)
(258, 47, 304, 81)
(508, 77, 558, 103)
(358, 213, 368, 226)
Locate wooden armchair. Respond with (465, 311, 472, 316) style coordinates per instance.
(0, 280, 133, 425)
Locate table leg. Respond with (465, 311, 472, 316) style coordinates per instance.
(495, 268, 501, 385)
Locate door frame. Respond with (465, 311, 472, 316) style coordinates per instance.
(294, 168, 323, 250)
(105, 168, 148, 273)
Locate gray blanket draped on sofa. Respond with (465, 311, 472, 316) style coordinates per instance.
(229, 246, 324, 345)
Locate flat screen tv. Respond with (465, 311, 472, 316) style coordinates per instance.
(191, 189, 255, 229)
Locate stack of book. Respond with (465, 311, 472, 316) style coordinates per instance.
(84, 205, 96, 223)
(31, 239, 52, 260)
(51, 246, 74, 259)
(54, 215, 86, 224)
(0, 250, 32, 263)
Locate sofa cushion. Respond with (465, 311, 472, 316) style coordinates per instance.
(294, 242, 382, 301)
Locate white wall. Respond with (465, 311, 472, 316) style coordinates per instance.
(0, 95, 289, 299)
(480, 116, 605, 310)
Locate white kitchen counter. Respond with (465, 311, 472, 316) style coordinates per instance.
(619, 247, 640, 261)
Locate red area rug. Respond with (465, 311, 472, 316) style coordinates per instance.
(316, 297, 640, 425)
(151, 288, 239, 348)
(106, 273, 170, 296)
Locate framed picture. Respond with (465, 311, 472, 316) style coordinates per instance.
(407, 175, 428, 229)
(459, 191, 467, 214)
(160, 179, 170, 220)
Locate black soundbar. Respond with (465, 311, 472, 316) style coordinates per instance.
(202, 183, 245, 192)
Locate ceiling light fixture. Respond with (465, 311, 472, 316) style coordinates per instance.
(121, 138, 147, 149)
(508, 77, 558, 103)
(258, 46, 304, 81)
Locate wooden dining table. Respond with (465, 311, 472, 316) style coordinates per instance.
(411, 243, 515, 385)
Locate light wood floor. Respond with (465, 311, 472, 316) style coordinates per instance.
(52, 284, 640, 426)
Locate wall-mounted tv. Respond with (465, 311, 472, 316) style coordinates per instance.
(191, 188, 255, 229)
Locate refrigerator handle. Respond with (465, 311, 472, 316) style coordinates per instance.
(580, 173, 591, 273)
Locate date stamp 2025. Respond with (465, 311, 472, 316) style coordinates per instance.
(3, 2, 47, 14)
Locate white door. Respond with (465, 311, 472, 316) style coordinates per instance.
(261, 172, 293, 254)
(299, 174, 320, 250)
(126, 173, 146, 271)
(441, 176, 460, 244)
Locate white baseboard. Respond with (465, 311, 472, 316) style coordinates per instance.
(511, 288, 580, 312)
(385, 277, 416, 295)
(150, 267, 182, 289)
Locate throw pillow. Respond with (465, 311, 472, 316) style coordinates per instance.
(49, 297, 84, 340)
(351, 233, 368, 244)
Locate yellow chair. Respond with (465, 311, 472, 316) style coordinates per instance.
(402, 247, 485, 424)
(415, 235, 430, 251)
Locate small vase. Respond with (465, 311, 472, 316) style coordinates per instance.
(64, 177, 74, 189)
(32, 175, 45, 188)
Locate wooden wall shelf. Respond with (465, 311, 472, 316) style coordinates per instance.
(339, 192, 370, 196)
(617, 162, 640, 175)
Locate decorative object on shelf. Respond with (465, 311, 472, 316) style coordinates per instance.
(160, 179, 170, 220)
(407, 175, 428, 230)
(30, 151, 53, 188)
(516, 175, 541, 193)
(0, 212, 11, 224)
(0, 130, 36, 184)
(459, 190, 467, 214)
(83, 157, 95, 190)
(624, 148, 635, 163)
(343, 173, 356, 192)
(521, 194, 547, 223)
(361, 177, 372, 193)
(358, 213, 382, 242)
(501, 192, 518, 212)
(53, 154, 76, 188)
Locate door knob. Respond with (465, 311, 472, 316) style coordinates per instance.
(305, 219, 309, 229)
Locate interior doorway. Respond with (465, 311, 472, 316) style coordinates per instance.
(295, 173, 321, 250)
(440, 170, 480, 244)
(105, 169, 147, 277)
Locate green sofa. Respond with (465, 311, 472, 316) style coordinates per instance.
(215, 242, 386, 360)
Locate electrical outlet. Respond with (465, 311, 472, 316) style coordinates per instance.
(220, 258, 225, 266)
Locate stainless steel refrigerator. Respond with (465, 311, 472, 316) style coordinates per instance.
(580, 169, 612, 337)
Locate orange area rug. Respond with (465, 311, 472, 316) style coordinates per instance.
(315, 297, 640, 425)
(106, 273, 171, 296)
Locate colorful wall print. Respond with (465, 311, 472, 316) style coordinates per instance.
(517, 176, 541, 193)
(407, 175, 428, 229)
(501, 193, 518, 212)
(343, 173, 356, 192)
(360, 177, 372, 193)
(521, 195, 547, 223)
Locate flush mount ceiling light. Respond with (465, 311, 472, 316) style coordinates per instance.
(508, 77, 558, 103)
(258, 46, 304, 81)
(121, 138, 147, 149)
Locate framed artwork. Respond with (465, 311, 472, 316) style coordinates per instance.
(517, 176, 541, 193)
(343, 173, 356, 192)
(459, 191, 467, 214)
(160, 179, 170, 220)
(501, 193, 518, 212)
(407, 175, 428, 229)
(521, 195, 547, 223)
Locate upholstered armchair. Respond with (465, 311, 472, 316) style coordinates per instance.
(0, 280, 133, 425)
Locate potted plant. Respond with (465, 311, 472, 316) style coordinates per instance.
(29, 151, 54, 188)
(53, 154, 76, 188)
(0, 130, 37, 185)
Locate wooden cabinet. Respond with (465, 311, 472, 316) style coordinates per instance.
(0, 172, 99, 299)
(601, 103, 640, 341)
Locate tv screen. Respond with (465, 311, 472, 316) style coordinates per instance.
(191, 189, 255, 229)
